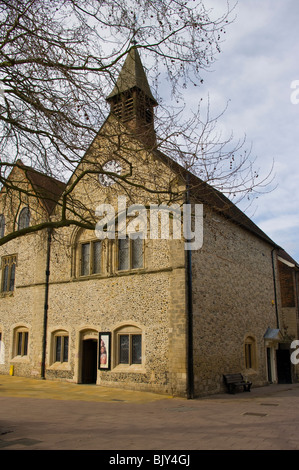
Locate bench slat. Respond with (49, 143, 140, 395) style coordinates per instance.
(223, 373, 252, 394)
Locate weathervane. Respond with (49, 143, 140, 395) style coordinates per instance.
(131, 13, 138, 46)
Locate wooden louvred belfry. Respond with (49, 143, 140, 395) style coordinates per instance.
(106, 47, 158, 147)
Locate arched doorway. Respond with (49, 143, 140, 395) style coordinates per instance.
(80, 330, 98, 384)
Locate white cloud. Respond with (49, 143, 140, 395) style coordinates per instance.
(195, 0, 299, 261)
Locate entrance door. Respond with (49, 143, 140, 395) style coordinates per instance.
(81, 339, 98, 384)
(276, 349, 292, 384)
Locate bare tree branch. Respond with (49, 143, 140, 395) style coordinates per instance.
(0, 0, 274, 245)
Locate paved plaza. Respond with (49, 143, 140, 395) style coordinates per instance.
(0, 375, 299, 452)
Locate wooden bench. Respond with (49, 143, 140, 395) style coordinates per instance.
(223, 373, 252, 394)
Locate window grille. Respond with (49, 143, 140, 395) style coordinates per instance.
(92, 241, 102, 274)
(118, 333, 142, 365)
(118, 236, 143, 271)
(55, 335, 69, 363)
(132, 238, 143, 269)
(0, 214, 5, 238)
(18, 207, 30, 230)
(118, 238, 130, 271)
(81, 241, 102, 276)
(81, 243, 90, 276)
(1, 255, 16, 292)
(17, 331, 28, 356)
(119, 335, 129, 364)
(132, 335, 142, 364)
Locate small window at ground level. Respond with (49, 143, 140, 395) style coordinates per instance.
(54, 334, 69, 363)
(15, 329, 29, 357)
(244, 336, 256, 370)
(119, 334, 142, 364)
(245, 343, 252, 368)
(115, 326, 142, 366)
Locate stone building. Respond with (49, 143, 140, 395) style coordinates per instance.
(0, 48, 298, 397)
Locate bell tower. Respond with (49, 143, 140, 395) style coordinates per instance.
(106, 47, 158, 147)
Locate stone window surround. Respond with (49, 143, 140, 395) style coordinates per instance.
(113, 324, 145, 372)
(1, 254, 17, 294)
(244, 335, 257, 371)
(80, 240, 103, 276)
(74, 235, 145, 279)
(48, 329, 71, 371)
(18, 206, 31, 230)
(53, 330, 69, 363)
(12, 326, 29, 361)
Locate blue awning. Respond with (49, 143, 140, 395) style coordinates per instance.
(264, 327, 281, 341)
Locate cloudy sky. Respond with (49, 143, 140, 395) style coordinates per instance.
(192, 0, 299, 262)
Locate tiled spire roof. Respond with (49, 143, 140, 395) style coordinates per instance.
(106, 47, 157, 104)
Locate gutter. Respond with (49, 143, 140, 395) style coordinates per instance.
(41, 227, 52, 379)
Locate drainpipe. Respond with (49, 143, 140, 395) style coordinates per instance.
(271, 248, 280, 329)
(186, 176, 194, 399)
(41, 227, 52, 379)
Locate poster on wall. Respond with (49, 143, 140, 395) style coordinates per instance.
(99, 332, 111, 370)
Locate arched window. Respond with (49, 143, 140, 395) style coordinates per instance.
(14, 326, 29, 357)
(73, 228, 144, 278)
(114, 325, 143, 366)
(1, 254, 16, 292)
(52, 330, 69, 364)
(18, 207, 30, 230)
(74, 228, 103, 277)
(0, 214, 5, 237)
(244, 336, 257, 370)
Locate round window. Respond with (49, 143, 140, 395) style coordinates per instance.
(99, 160, 122, 187)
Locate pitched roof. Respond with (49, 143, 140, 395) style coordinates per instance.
(277, 248, 299, 268)
(153, 149, 278, 248)
(17, 161, 66, 214)
(106, 47, 158, 104)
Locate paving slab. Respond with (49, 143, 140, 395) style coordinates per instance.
(0, 375, 299, 453)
